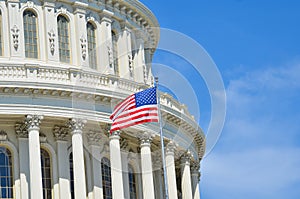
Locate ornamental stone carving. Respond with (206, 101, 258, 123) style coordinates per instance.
(15, 122, 28, 138)
(120, 137, 129, 150)
(143, 64, 148, 83)
(80, 36, 87, 60)
(53, 125, 69, 141)
(68, 118, 86, 134)
(128, 54, 134, 77)
(107, 44, 114, 68)
(0, 130, 7, 141)
(11, 25, 20, 50)
(25, 115, 43, 130)
(86, 130, 102, 145)
(48, 29, 55, 55)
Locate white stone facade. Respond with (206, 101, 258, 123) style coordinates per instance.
(0, 0, 205, 199)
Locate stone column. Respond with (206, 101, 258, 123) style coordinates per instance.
(86, 131, 104, 199)
(109, 131, 125, 199)
(15, 123, 30, 199)
(165, 141, 178, 199)
(25, 115, 43, 199)
(139, 132, 155, 199)
(180, 151, 193, 199)
(120, 138, 130, 199)
(53, 125, 71, 199)
(191, 162, 201, 199)
(68, 118, 87, 199)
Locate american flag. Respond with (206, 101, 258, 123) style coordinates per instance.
(110, 87, 159, 133)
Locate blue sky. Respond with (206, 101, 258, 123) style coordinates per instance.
(140, 0, 300, 198)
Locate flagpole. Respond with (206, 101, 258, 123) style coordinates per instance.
(155, 77, 169, 199)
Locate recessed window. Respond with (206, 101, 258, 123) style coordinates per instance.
(57, 15, 70, 63)
(0, 147, 13, 199)
(87, 22, 97, 69)
(41, 148, 52, 199)
(128, 165, 137, 199)
(69, 153, 74, 199)
(23, 10, 38, 58)
(101, 157, 112, 199)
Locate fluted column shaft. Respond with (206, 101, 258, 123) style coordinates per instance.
(69, 118, 87, 199)
(181, 153, 193, 199)
(165, 142, 178, 199)
(109, 131, 125, 199)
(139, 132, 155, 199)
(26, 115, 43, 199)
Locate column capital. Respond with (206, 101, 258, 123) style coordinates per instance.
(53, 125, 69, 141)
(166, 141, 177, 156)
(68, 118, 86, 134)
(15, 122, 28, 138)
(180, 151, 192, 166)
(191, 161, 200, 173)
(86, 130, 102, 145)
(139, 132, 153, 147)
(25, 115, 43, 131)
(109, 130, 121, 140)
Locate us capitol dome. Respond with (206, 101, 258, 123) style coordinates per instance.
(0, 0, 205, 199)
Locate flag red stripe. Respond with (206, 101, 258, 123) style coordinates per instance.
(112, 112, 158, 125)
(110, 96, 135, 120)
(110, 118, 159, 133)
(113, 106, 158, 121)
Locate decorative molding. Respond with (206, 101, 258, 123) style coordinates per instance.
(128, 54, 134, 77)
(53, 125, 69, 141)
(26, 1, 34, 8)
(11, 25, 20, 50)
(48, 29, 55, 55)
(107, 43, 113, 68)
(80, 36, 87, 60)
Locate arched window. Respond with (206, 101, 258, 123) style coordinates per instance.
(128, 165, 137, 199)
(111, 31, 119, 75)
(57, 15, 70, 63)
(69, 153, 74, 199)
(101, 157, 112, 199)
(0, 147, 13, 199)
(23, 10, 38, 58)
(40, 148, 52, 199)
(87, 22, 97, 69)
